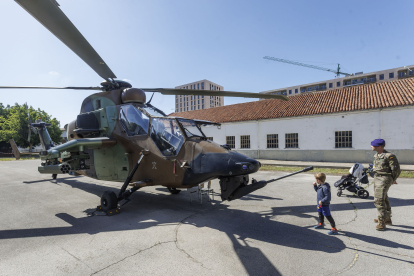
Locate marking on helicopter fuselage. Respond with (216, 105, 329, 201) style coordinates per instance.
(152, 162, 157, 169)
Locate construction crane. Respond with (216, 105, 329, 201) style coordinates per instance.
(263, 56, 351, 77)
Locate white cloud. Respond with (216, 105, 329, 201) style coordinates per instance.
(49, 71, 60, 76)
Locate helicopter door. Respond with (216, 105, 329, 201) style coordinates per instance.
(150, 118, 185, 156)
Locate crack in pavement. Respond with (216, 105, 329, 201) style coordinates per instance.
(174, 208, 220, 272)
(89, 240, 175, 276)
(337, 198, 358, 226)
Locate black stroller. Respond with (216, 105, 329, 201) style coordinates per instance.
(334, 163, 373, 199)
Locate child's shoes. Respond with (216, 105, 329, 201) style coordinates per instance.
(314, 223, 325, 229)
(328, 228, 338, 235)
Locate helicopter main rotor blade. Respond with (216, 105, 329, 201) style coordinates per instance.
(15, 0, 116, 80)
(140, 88, 289, 101)
(0, 86, 102, 90)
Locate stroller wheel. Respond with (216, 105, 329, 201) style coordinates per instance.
(357, 189, 369, 199)
(337, 190, 342, 197)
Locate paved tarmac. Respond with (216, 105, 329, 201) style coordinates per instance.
(0, 160, 413, 276)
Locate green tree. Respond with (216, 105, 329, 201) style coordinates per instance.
(0, 103, 62, 149)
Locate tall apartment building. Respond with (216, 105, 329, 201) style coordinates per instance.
(260, 65, 414, 97)
(174, 79, 224, 113)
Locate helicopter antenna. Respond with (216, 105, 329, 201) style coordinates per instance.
(147, 92, 155, 104)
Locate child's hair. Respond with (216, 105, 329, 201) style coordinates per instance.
(314, 172, 326, 183)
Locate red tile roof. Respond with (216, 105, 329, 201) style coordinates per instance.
(170, 78, 414, 123)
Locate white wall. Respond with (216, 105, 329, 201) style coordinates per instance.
(202, 106, 414, 151)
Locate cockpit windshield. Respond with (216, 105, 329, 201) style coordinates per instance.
(177, 119, 205, 138)
(150, 118, 185, 156)
(119, 105, 149, 136)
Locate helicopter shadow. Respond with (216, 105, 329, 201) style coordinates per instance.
(4, 176, 414, 273)
(2, 176, 347, 274)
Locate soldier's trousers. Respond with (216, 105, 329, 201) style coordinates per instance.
(373, 175, 393, 220)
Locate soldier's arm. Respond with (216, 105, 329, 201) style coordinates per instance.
(389, 154, 401, 181)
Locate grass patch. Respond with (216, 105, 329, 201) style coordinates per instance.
(259, 165, 414, 179)
(0, 156, 39, 161)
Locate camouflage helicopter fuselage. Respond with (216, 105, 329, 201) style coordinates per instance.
(40, 82, 261, 195)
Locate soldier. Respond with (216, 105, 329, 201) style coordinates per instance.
(371, 139, 401, 231)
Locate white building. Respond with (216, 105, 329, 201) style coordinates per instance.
(260, 64, 414, 97)
(174, 80, 224, 113)
(172, 77, 414, 164)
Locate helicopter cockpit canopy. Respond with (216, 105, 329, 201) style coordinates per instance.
(177, 119, 205, 138)
(150, 118, 186, 156)
(119, 105, 149, 136)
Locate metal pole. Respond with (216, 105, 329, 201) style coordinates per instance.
(265, 166, 314, 184)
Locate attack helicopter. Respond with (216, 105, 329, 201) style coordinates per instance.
(2, 0, 313, 213)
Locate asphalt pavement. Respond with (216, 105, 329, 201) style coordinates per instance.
(0, 160, 413, 276)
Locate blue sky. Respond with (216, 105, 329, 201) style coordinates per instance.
(1, 0, 413, 126)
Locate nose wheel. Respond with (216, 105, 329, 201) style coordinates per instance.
(168, 187, 181, 194)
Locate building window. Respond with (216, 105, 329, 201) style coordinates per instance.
(202, 99, 204, 103)
(198, 105, 200, 109)
(301, 88, 305, 93)
(289, 90, 292, 94)
(335, 131, 352, 148)
(337, 82, 340, 87)
(197, 83, 200, 89)
(398, 71, 407, 78)
(267, 134, 278, 148)
(201, 82, 204, 89)
(389, 72, 394, 79)
(379, 74, 384, 80)
(295, 89, 298, 94)
(207, 137, 213, 141)
(226, 136, 235, 148)
(329, 83, 333, 88)
(285, 133, 298, 148)
(240, 135, 250, 149)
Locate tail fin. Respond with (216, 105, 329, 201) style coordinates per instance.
(9, 139, 21, 160)
(31, 119, 54, 150)
(26, 103, 54, 151)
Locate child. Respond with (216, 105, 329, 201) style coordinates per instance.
(313, 172, 338, 235)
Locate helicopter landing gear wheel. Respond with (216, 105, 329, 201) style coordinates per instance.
(168, 187, 181, 194)
(357, 189, 369, 199)
(337, 190, 342, 197)
(100, 191, 118, 212)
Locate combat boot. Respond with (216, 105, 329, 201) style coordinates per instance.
(375, 219, 386, 231)
(374, 218, 392, 225)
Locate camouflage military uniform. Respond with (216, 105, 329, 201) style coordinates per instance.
(373, 150, 401, 221)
